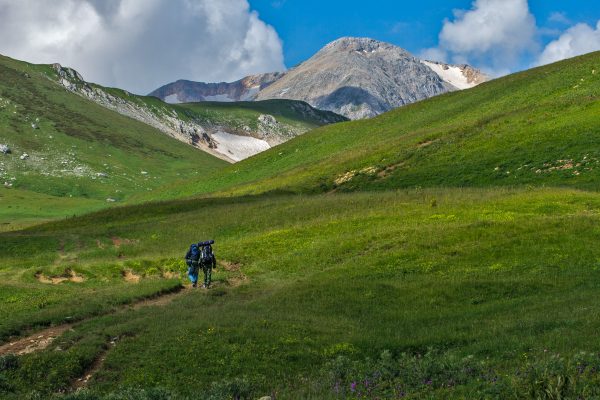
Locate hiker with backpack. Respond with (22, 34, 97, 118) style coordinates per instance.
(199, 241, 216, 289)
(185, 243, 201, 288)
(185, 240, 216, 288)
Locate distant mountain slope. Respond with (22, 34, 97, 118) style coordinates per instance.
(53, 64, 345, 162)
(0, 55, 226, 204)
(151, 51, 599, 199)
(150, 73, 283, 103)
(150, 37, 487, 120)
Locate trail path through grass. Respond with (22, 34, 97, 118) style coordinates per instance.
(0, 285, 189, 356)
(0, 324, 73, 356)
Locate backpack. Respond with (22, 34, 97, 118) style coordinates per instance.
(189, 244, 200, 263)
(201, 245, 213, 266)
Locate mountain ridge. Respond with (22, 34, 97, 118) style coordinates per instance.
(149, 37, 488, 120)
(51, 63, 346, 162)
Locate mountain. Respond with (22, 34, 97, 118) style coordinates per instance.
(150, 72, 283, 103)
(153, 51, 599, 198)
(150, 37, 488, 120)
(0, 54, 226, 223)
(53, 64, 345, 162)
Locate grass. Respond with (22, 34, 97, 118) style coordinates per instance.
(1, 54, 600, 399)
(0, 54, 227, 224)
(3, 188, 600, 398)
(142, 52, 599, 200)
(0, 53, 348, 226)
(0, 188, 104, 232)
(176, 99, 347, 131)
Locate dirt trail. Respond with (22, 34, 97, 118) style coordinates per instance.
(72, 339, 118, 390)
(0, 286, 187, 357)
(1, 260, 247, 390)
(0, 325, 73, 356)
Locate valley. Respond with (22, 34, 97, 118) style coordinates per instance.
(0, 34, 599, 400)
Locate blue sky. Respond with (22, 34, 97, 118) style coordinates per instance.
(248, 0, 600, 74)
(0, 0, 598, 93)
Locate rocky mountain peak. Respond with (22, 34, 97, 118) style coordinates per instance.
(320, 37, 407, 55)
(149, 37, 489, 120)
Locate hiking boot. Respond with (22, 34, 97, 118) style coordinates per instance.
(192, 282, 197, 288)
(201, 284, 207, 289)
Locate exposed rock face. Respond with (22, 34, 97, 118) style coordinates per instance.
(257, 37, 457, 119)
(150, 37, 488, 120)
(51, 64, 344, 162)
(52, 64, 224, 160)
(149, 72, 283, 103)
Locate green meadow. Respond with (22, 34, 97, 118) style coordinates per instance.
(147, 52, 600, 199)
(4, 189, 600, 399)
(0, 53, 599, 399)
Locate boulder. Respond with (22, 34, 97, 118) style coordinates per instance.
(0, 144, 10, 154)
(20, 153, 29, 160)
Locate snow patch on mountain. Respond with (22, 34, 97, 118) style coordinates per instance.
(421, 61, 487, 90)
(164, 94, 180, 104)
(422, 61, 472, 90)
(212, 131, 270, 162)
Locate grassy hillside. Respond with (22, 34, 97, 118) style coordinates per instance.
(176, 99, 347, 136)
(150, 52, 599, 199)
(0, 55, 227, 225)
(3, 188, 600, 399)
(55, 69, 347, 162)
(1, 54, 600, 399)
(96, 86, 347, 141)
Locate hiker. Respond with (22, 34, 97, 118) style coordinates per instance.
(185, 243, 201, 288)
(199, 241, 216, 289)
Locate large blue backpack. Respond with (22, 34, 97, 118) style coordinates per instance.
(189, 244, 200, 264)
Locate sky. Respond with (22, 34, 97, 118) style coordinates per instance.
(249, 0, 600, 75)
(0, 0, 598, 94)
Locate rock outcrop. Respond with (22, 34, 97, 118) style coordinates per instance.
(52, 63, 224, 159)
(51, 64, 345, 162)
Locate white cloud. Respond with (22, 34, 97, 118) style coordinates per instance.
(0, 0, 285, 94)
(439, 0, 537, 71)
(421, 0, 537, 75)
(537, 21, 600, 66)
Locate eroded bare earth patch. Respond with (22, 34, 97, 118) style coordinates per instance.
(36, 268, 85, 284)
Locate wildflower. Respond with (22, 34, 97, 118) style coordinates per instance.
(350, 381, 357, 392)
